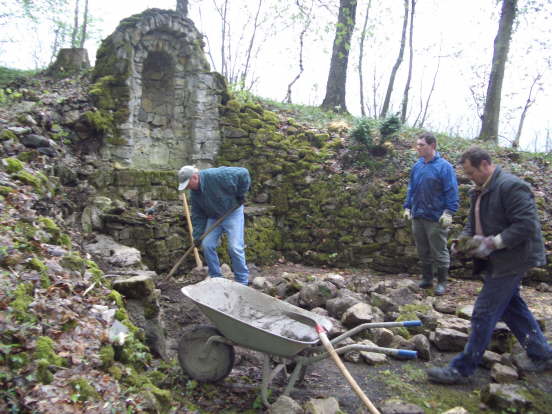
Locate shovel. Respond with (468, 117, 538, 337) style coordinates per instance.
(164, 204, 240, 281)
(181, 192, 202, 268)
(286, 311, 381, 414)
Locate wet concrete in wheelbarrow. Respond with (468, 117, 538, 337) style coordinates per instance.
(158, 264, 552, 413)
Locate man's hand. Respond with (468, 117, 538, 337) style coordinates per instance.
(439, 211, 453, 228)
(236, 195, 245, 205)
(193, 239, 202, 248)
(402, 209, 412, 220)
(469, 235, 496, 258)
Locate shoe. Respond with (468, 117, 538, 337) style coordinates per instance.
(434, 283, 446, 296)
(418, 280, 433, 289)
(513, 353, 552, 373)
(427, 366, 469, 385)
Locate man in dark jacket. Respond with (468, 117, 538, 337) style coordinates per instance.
(427, 147, 551, 384)
(178, 165, 251, 285)
(403, 132, 459, 295)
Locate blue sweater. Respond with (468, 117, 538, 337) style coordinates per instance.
(404, 152, 459, 222)
(190, 167, 251, 239)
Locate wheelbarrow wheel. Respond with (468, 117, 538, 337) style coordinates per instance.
(178, 325, 235, 382)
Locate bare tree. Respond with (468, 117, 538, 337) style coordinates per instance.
(320, 0, 358, 113)
(79, 0, 88, 48)
(239, 0, 263, 88)
(400, 0, 415, 123)
(512, 73, 542, 148)
(478, 0, 517, 142)
(380, 0, 409, 119)
(413, 54, 441, 128)
(358, 0, 372, 117)
(284, 0, 315, 104)
(70, 0, 79, 47)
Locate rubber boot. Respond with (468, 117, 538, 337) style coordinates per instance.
(434, 267, 448, 296)
(418, 263, 434, 289)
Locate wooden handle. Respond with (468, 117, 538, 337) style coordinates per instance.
(182, 192, 202, 268)
(318, 328, 381, 414)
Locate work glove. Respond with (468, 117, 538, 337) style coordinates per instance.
(402, 209, 412, 220)
(439, 211, 453, 228)
(193, 239, 202, 249)
(468, 235, 496, 258)
(236, 195, 246, 205)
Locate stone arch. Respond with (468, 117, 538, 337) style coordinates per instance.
(92, 9, 227, 170)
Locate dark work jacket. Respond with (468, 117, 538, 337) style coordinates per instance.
(461, 166, 546, 277)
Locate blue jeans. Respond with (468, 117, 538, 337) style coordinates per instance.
(450, 272, 552, 376)
(200, 205, 249, 285)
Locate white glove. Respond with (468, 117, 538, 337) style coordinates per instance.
(469, 235, 496, 258)
(439, 212, 453, 228)
(403, 209, 412, 220)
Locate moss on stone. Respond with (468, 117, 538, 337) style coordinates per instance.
(14, 170, 42, 189)
(70, 378, 100, 402)
(60, 252, 87, 274)
(3, 157, 24, 173)
(99, 345, 115, 368)
(36, 359, 53, 384)
(34, 336, 66, 368)
(11, 283, 35, 323)
(0, 129, 18, 141)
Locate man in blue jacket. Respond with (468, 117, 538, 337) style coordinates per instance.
(403, 132, 459, 296)
(178, 165, 251, 285)
(427, 147, 551, 384)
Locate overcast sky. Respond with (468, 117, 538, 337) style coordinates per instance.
(1, 0, 550, 151)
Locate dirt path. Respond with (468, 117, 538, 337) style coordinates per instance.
(158, 264, 552, 413)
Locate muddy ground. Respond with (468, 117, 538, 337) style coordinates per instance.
(158, 263, 552, 413)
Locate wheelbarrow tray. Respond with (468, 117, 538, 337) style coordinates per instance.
(181, 278, 332, 358)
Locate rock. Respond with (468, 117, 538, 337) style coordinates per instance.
(252, 276, 273, 290)
(489, 322, 513, 354)
(410, 334, 431, 361)
(325, 273, 346, 289)
(361, 350, 388, 365)
(372, 327, 394, 347)
(84, 234, 144, 268)
(490, 362, 518, 383)
(441, 408, 469, 414)
(268, 395, 304, 414)
(299, 280, 338, 309)
(112, 274, 156, 299)
(371, 292, 398, 314)
(433, 299, 457, 314)
(436, 316, 470, 333)
(341, 302, 381, 328)
(21, 133, 50, 148)
(480, 383, 533, 412)
(432, 328, 468, 352)
(380, 398, 424, 414)
(456, 305, 473, 320)
(325, 289, 364, 319)
(304, 397, 340, 414)
(481, 350, 502, 369)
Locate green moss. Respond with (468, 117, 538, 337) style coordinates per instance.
(0, 185, 14, 196)
(36, 358, 54, 384)
(84, 110, 114, 135)
(70, 378, 100, 402)
(14, 170, 42, 188)
(0, 129, 18, 141)
(3, 157, 24, 173)
(34, 336, 65, 368)
(108, 290, 125, 308)
(108, 364, 123, 380)
(11, 283, 35, 322)
(99, 345, 115, 368)
(60, 252, 87, 274)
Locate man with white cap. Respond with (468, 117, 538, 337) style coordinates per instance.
(178, 165, 251, 285)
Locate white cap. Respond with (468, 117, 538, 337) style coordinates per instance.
(178, 165, 198, 191)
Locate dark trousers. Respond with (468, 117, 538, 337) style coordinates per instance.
(450, 272, 552, 376)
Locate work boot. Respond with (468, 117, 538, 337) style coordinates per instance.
(427, 366, 469, 385)
(434, 267, 448, 296)
(418, 264, 433, 289)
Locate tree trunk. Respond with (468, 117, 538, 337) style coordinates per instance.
(478, 0, 517, 142)
(320, 0, 358, 113)
(513, 73, 540, 148)
(239, 0, 263, 89)
(71, 0, 79, 48)
(380, 0, 409, 119)
(400, 0, 415, 123)
(358, 0, 372, 117)
(79, 0, 88, 48)
(176, 0, 188, 17)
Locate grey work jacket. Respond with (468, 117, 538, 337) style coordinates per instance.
(462, 166, 546, 277)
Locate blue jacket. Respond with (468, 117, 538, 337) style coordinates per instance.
(190, 167, 251, 240)
(404, 152, 459, 222)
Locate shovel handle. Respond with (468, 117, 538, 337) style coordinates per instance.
(318, 327, 381, 414)
(182, 192, 202, 268)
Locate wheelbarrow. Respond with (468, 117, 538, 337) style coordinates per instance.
(178, 278, 422, 407)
